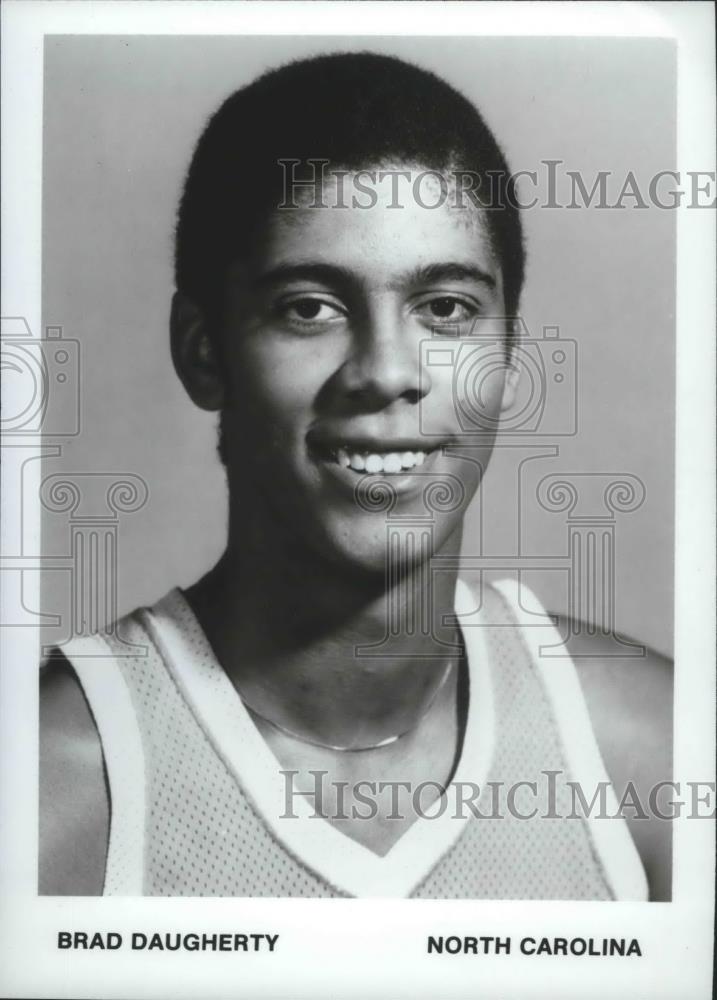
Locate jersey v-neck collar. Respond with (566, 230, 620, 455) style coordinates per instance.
(144, 578, 494, 898)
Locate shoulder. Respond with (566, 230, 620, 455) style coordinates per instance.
(39, 651, 108, 895)
(554, 617, 673, 901)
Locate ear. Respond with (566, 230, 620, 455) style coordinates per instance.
(170, 292, 225, 411)
(500, 355, 521, 412)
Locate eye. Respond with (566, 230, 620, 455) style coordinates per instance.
(429, 297, 467, 319)
(282, 296, 346, 324)
(413, 295, 479, 330)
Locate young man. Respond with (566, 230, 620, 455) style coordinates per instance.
(40, 52, 672, 899)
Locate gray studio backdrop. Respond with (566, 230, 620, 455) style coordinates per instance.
(41, 35, 675, 657)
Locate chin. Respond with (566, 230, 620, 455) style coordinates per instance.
(316, 507, 464, 581)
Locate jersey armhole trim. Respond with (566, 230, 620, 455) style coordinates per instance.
(64, 635, 146, 896)
(492, 578, 649, 903)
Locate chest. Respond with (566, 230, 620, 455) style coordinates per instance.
(253, 698, 462, 856)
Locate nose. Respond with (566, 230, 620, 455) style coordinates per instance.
(338, 300, 431, 409)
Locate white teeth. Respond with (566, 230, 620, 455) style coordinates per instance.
(333, 448, 430, 473)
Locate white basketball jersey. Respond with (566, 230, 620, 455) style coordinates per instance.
(62, 579, 648, 899)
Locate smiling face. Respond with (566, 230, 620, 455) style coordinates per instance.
(175, 167, 518, 575)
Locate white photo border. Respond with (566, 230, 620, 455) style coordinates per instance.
(1, 3, 715, 999)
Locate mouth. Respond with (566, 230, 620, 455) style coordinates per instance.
(307, 435, 443, 475)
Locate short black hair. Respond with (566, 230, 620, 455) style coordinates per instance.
(175, 51, 525, 329)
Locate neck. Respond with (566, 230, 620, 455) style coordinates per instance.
(185, 501, 465, 750)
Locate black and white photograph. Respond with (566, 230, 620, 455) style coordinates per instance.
(1, 3, 715, 999)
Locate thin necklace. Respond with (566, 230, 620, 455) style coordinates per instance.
(241, 659, 457, 753)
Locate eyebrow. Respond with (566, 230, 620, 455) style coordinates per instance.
(253, 263, 356, 291)
(252, 261, 496, 291)
(404, 263, 496, 289)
